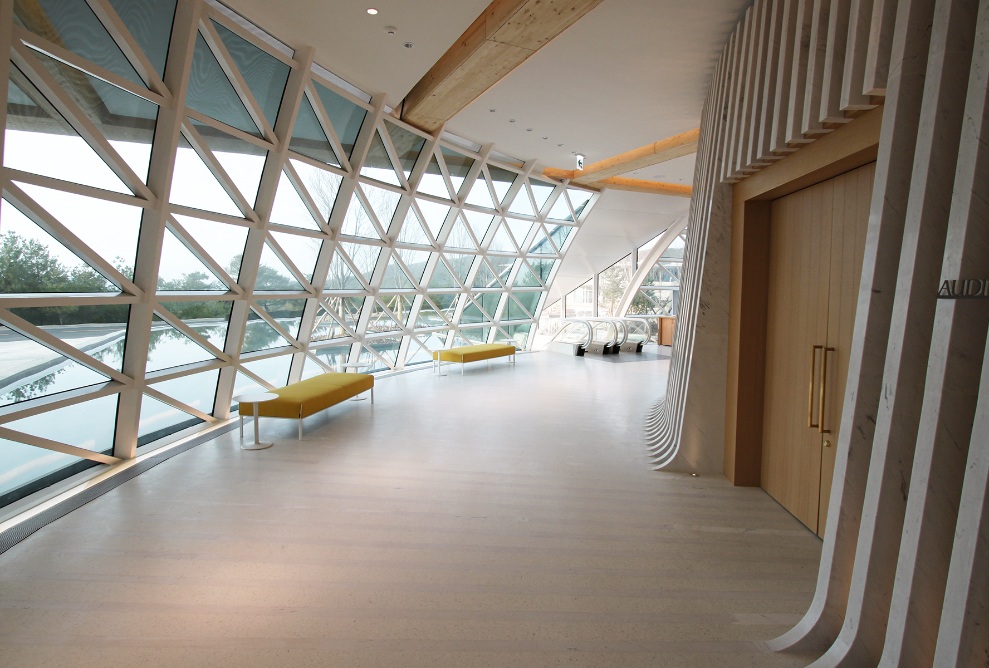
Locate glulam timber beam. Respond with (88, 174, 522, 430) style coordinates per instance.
(401, 0, 604, 132)
(543, 128, 700, 185)
(594, 177, 692, 197)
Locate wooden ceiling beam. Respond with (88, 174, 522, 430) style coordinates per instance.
(543, 128, 701, 185)
(593, 177, 692, 197)
(400, 0, 604, 133)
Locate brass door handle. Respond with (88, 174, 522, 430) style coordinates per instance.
(819, 347, 834, 434)
(808, 345, 823, 428)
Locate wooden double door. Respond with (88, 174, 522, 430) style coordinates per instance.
(761, 163, 875, 537)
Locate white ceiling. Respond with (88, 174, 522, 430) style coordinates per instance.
(221, 0, 747, 290)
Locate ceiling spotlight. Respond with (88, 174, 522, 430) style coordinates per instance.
(384, 25, 397, 36)
(557, 143, 563, 147)
(367, 8, 378, 15)
(509, 119, 516, 123)
(526, 128, 533, 132)
(489, 108, 496, 112)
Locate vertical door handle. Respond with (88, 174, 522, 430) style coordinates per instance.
(819, 347, 834, 434)
(808, 345, 823, 428)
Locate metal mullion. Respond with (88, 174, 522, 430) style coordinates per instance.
(154, 291, 238, 303)
(0, 426, 120, 464)
(247, 302, 304, 350)
(280, 160, 332, 234)
(305, 85, 354, 174)
(143, 359, 225, 384)
(259, 234, 317, 293)
(142, 385, 217, 424)
(406, 135, 439, 195)
(405, 200, 439, 248)
(183, 110, 274, 153)
(164, 216, 241, 291)
(0, 1, 12, 168)
(112, 0, 200, 460)
(458, 144, 492, 209)
(85, 0, 169, 97)
(299, 350, 330, 375)
(167, 204, 254, 228)
(151, 306, 230, 361)
(11, 42, 154, 201)
(352, 185, 392, 247)
(214, 46, 315, 415)
(181, 122, 260, 223)
(347, 96, 387, 180)
(14, 24, 167, 106)
(0, 382, 122, 424)
(2, 181, 143, 296)
(0, 293, 138, 309)
(266, 222, 328, 241)
(0, 307, 131, 384)
(315, 296, 362, 340)
(375, 119, 413, 192)
(232, 364, 275, 391)
(197, 19, 275, 144)
(2, 170, 152, 209)
(201, 4, 297, 67)
(282, 147, 348, 181)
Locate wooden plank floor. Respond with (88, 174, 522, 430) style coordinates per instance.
(0, 348, 821, 667)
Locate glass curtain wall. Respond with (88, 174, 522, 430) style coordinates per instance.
(0, 0, 595, 508)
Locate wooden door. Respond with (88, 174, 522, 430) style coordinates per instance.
(761, 163, 874, 536)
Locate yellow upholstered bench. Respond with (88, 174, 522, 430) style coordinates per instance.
(239, 372, 373, 439)
(432, 343, 517, 375)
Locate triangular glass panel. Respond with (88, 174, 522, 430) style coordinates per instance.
(488, 166, 517, 205)
(157, 227, 226, 291)
(506, 219, 534, 248)
(502, 295, 529, 321)
(5, 394, 117, 454)
(528, 226, 556, 255)
(146, 314, 215, 372)
(289, 159, 341, 223)
(306, 344, 352, 373)
(158, 300, 231, 352)
(9, 304, 129, 372)
(397, 207, 432, 246)
(0, 197, 118, 293)
(440, 147, 474, 195)
(170, 134, 242, 216)
(340, 193, 381, 240)
(503, 323, 533, 346)
(148, 368, 220, 417)
(406, 336, 439, 366)
(0, 325, 110, 407)
(255, 298, 307, 340)
(14, 1, 144, 86)
(488, 256, 516, 285)
(514, 263, 542, 288)
(547, 194, 574, 221)
(256, 243, 304, 290)
(191, 120, 266, 207)
(172, 214, 248, 282)
(367, 299, 404, 333)
(16, 182, 142, 281)
(460, 301, 488, 325)
(270, 231, 322, 283)
(463, 210, 494, 240)
(324, 251, 364, 291)
(472, 259, 502, 289)
(530, 179, 556, 212)
(290, 93, 341, 167)
(507, 187, 536, 217)
(450, 333, 473, 348)
(461, 327, 491, 345)
(4, 71, 131, 194)
(187, 32, 260, 136)
(384, 120, 426, 179)
(444, 217, 475, 251)
(211, 21, 290, 128)
(512, 291, 542, 318)
(242, 307, 292, 353)
(465, 173, 496, 209)
(445, 253, 474, 283)
(486, 222, 517, 253)
(416, 199, 450, 238)
(530, 258, 557, 283)
(233, 355, 292, 397)
(380, 256, 415, 290)
(339, 242, 380, 282)
(548, 224, 575, 251)
(138, 394, 203, 446)
(314, 296, 364, 339)
(389, 295, 416, 326)
(417, 154, 452, 200)
(428, 260, 460, 289)
(107, 0, 175, 79)
(27, 48, 158, 184)
(393, 248, 431, 283)
(360, 338, 401, 372)
(476, 293, 502, 319)
(415, 298, 448, 329)
(271, 171, 321, 231)
(568, 188, 594, 218)
(428, 294, 459, 320)
(313, 82, 366, 159)
(362, 183, 402, 233)
(361, 129, 402, 186)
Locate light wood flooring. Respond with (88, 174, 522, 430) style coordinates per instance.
(0, 348, 821, 667)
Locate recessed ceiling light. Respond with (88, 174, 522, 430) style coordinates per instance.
(489, 108, 496, 112)
(509, 119, 516, 123)
(403, 42, 414, 49)
(367, 8, 378, 15)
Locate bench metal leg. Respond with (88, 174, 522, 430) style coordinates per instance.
(371, 387, 374, 404)
(239, 414, 244, 439)
(298, 418, 303, 440)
